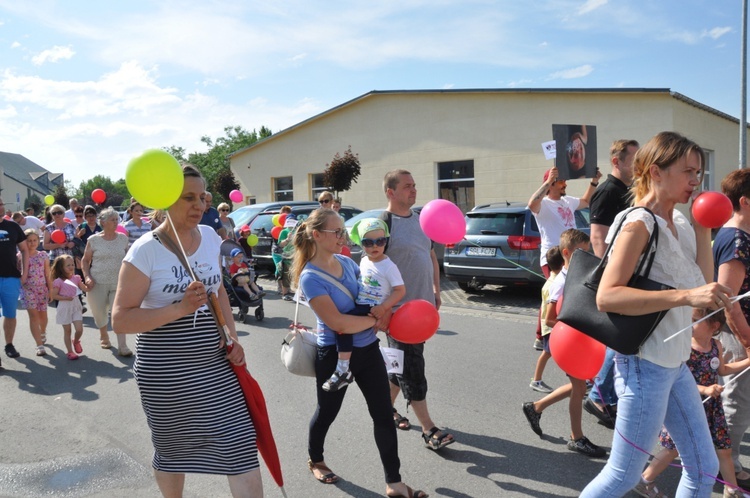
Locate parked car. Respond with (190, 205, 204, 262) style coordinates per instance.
(443, 203, 590, 292)
(247, 205, 363, 271)
(344, 207, 444, 267)
(227, 201, 319, 239)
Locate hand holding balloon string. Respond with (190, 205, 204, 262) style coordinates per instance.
(663, 290, 750, 343)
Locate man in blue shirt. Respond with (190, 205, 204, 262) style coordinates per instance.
(199, 192, 226, 238)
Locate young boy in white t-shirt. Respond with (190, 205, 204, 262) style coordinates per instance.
(323, 218, 406, 392)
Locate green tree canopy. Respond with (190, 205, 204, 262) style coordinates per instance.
(77, 174, 130, 208)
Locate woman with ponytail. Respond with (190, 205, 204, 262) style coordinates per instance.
(293, 208, 428, 498)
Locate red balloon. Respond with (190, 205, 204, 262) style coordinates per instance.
(278, 214, 287, 227)
(340, 245, 351, 257)
(63, 217, 71, 223)
(91, 188, 106, 204)
(389, 299, 440, 344)
(549, 321, 606, 380)
(692, 191, 733, 229)
(271, 226, 283, 240)
(51, 229, 66, 244)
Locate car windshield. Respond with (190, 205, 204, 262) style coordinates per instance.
(466, 212, 524, 236)
(228, 206, 265, 227)
(250, 213, 277, 233)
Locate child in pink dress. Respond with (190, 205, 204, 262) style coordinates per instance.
(19, 230, 52, 356)
(49, 255, 90, 360)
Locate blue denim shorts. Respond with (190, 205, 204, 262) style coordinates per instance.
(0, 277, 22, 319)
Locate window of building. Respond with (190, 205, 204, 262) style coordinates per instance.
(701, 149, 714, 191)
(273, 176, 293, 202)
(437, 160, 475, 213)
(310, 173, 327, 199)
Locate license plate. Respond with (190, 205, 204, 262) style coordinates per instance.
(466, 247, 496, 257)
(256, 239, 271, 246)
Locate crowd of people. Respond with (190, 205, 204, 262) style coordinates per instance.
(5, 131, 750, 497)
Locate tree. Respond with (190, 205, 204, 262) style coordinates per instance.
(212, 169, 240, 207)
(24, 194, 41, 215)
(323, 146, 361, 197)
(78, 175, 130, 208)
(53, 184, 69, 209)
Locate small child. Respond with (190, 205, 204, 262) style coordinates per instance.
(49, 255, 90, 360)
(19, 229, 52, 356)
(229, 248, 264, 300)
(322, 218, 406, 392)
(522, 229, 607, 457)
(530, 246, 564, 393)
(634, 308, 750, 498)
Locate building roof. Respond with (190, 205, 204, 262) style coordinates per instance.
(0, 151, 62, 195)
(229, 88, 741, 158)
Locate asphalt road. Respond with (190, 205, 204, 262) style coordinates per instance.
(0, 279, 747, 497)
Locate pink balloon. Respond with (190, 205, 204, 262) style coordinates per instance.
(116, 225, 128, 235)
(229, 189, 243, 203)
(63, 217, 71, 223)
(419, 199, 466, 244)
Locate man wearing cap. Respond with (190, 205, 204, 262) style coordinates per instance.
(0, 197, 28, 361)
(381, 169, 455, 450)
(199, 192, 227, 239)
(526, 165, 600, 350)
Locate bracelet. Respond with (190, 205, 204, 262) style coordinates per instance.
(590, 182, 599, 187)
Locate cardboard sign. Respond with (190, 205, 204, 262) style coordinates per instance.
(541, 140, 556, 160)
(551, 124, 598, 180)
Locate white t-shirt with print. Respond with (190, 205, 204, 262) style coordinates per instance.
(534, 196, 580, 266)
(356, 256, 405, 306)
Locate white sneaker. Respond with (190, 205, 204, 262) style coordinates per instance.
(529, 379, 553, 393)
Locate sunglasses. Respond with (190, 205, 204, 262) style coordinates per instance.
(319, 228, 348, 239)
(220, 209, 229, 212)
(52, 211, 64, 215)
(361, 237, 388, 248)
(320, 199, 331, 204)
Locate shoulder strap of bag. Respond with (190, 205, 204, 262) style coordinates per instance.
(301, 268, 355, 301)
(599, 206, 660, 280)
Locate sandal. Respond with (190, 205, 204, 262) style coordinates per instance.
(393, 408, 411, 431)
(100, 339, 112, 349)
(66, 352, 79, 361)
(386, 484, 429, 498)
(35, 346, 46, 357)
(307, 458, 339, 484)
(73, 339, 83, 354)
(422, 427, 455, 451)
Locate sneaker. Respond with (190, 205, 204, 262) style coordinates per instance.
(533, 338, 543, 351)
(4, 344, 19, 358)
(530, 379, 554, 393)
(567, 436, 606, 458)
(633, 480, 667, 498)
(282, 294, 294, 302)
(35, 346, 46, 357)
(522, 402, 543, 437)
(322, 370, 353, 392)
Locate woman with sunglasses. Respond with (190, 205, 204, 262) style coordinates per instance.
(217, 202, 236, 240)
(291, 208, 427, 498)
(43, 204, 76, 260)
(317, 191, 334, 208)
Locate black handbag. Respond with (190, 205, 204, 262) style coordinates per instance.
(556, 207, 674, 355)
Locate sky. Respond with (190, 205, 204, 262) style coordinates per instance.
(0, 0, 744, 187)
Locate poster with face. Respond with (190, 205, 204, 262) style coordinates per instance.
(552, 124, 597, 180)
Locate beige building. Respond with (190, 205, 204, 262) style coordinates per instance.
(229, 88, 750, 212)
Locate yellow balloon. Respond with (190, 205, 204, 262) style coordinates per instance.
(126, 150, 184, 209)
(247, 234, 259, 247)
(272, 214, 281, 227)
(44, 195, 55, 206)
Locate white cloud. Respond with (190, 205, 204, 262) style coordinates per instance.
(703, 27, 732, 40)
(11, 41, 20, 49)
(442, 83, 455, 89)
(548, 64, 593, 80)
(578, 0, 608, 16)
(31, 45, 75, 65)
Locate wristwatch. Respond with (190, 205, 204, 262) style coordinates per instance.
(590, 182, 599, 187)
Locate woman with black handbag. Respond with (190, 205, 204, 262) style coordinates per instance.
(581, 132, 733, 497)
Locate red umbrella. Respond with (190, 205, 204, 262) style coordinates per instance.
(209, 295, 286, 494)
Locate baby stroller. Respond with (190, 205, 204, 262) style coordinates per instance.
(220, 239, 265, 322)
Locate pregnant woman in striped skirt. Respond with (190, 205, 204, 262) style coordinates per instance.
(112, 165, 262, 498)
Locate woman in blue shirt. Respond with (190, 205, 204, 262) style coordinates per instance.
(292, 208, 427, 498)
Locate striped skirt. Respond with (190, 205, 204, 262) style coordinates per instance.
(133, 311, 258, 474)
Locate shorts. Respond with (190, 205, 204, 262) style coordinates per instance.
(0, 277, 22, 320)
(387, 336, 427, 402)
(542, 334, 551, 354)
(56, 298, 83, 325)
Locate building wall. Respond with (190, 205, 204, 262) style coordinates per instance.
(230, 90, 749, 211)
(1, 175, 31, 213)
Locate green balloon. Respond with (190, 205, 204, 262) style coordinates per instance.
(247, 234, 259, 247)
(126, 150, 184, 209)
(44, 195, 55, 206)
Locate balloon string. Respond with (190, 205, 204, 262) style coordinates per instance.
(166, 212, 197, 282)
(663, 291, 750, 343)
(702, 365, 750, 404)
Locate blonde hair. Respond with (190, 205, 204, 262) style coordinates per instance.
(631, 132, 704, 204)
(317, 191, 334, 203)
(24, 228, 38, 240)
(290, 208, 339, 287)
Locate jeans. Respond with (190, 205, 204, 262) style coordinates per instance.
(588, 348, 617, 406)
(580, 355, 718, 497)
(309, 341, 401, 484)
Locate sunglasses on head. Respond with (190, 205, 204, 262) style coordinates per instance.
(361, 236, 388, 248)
